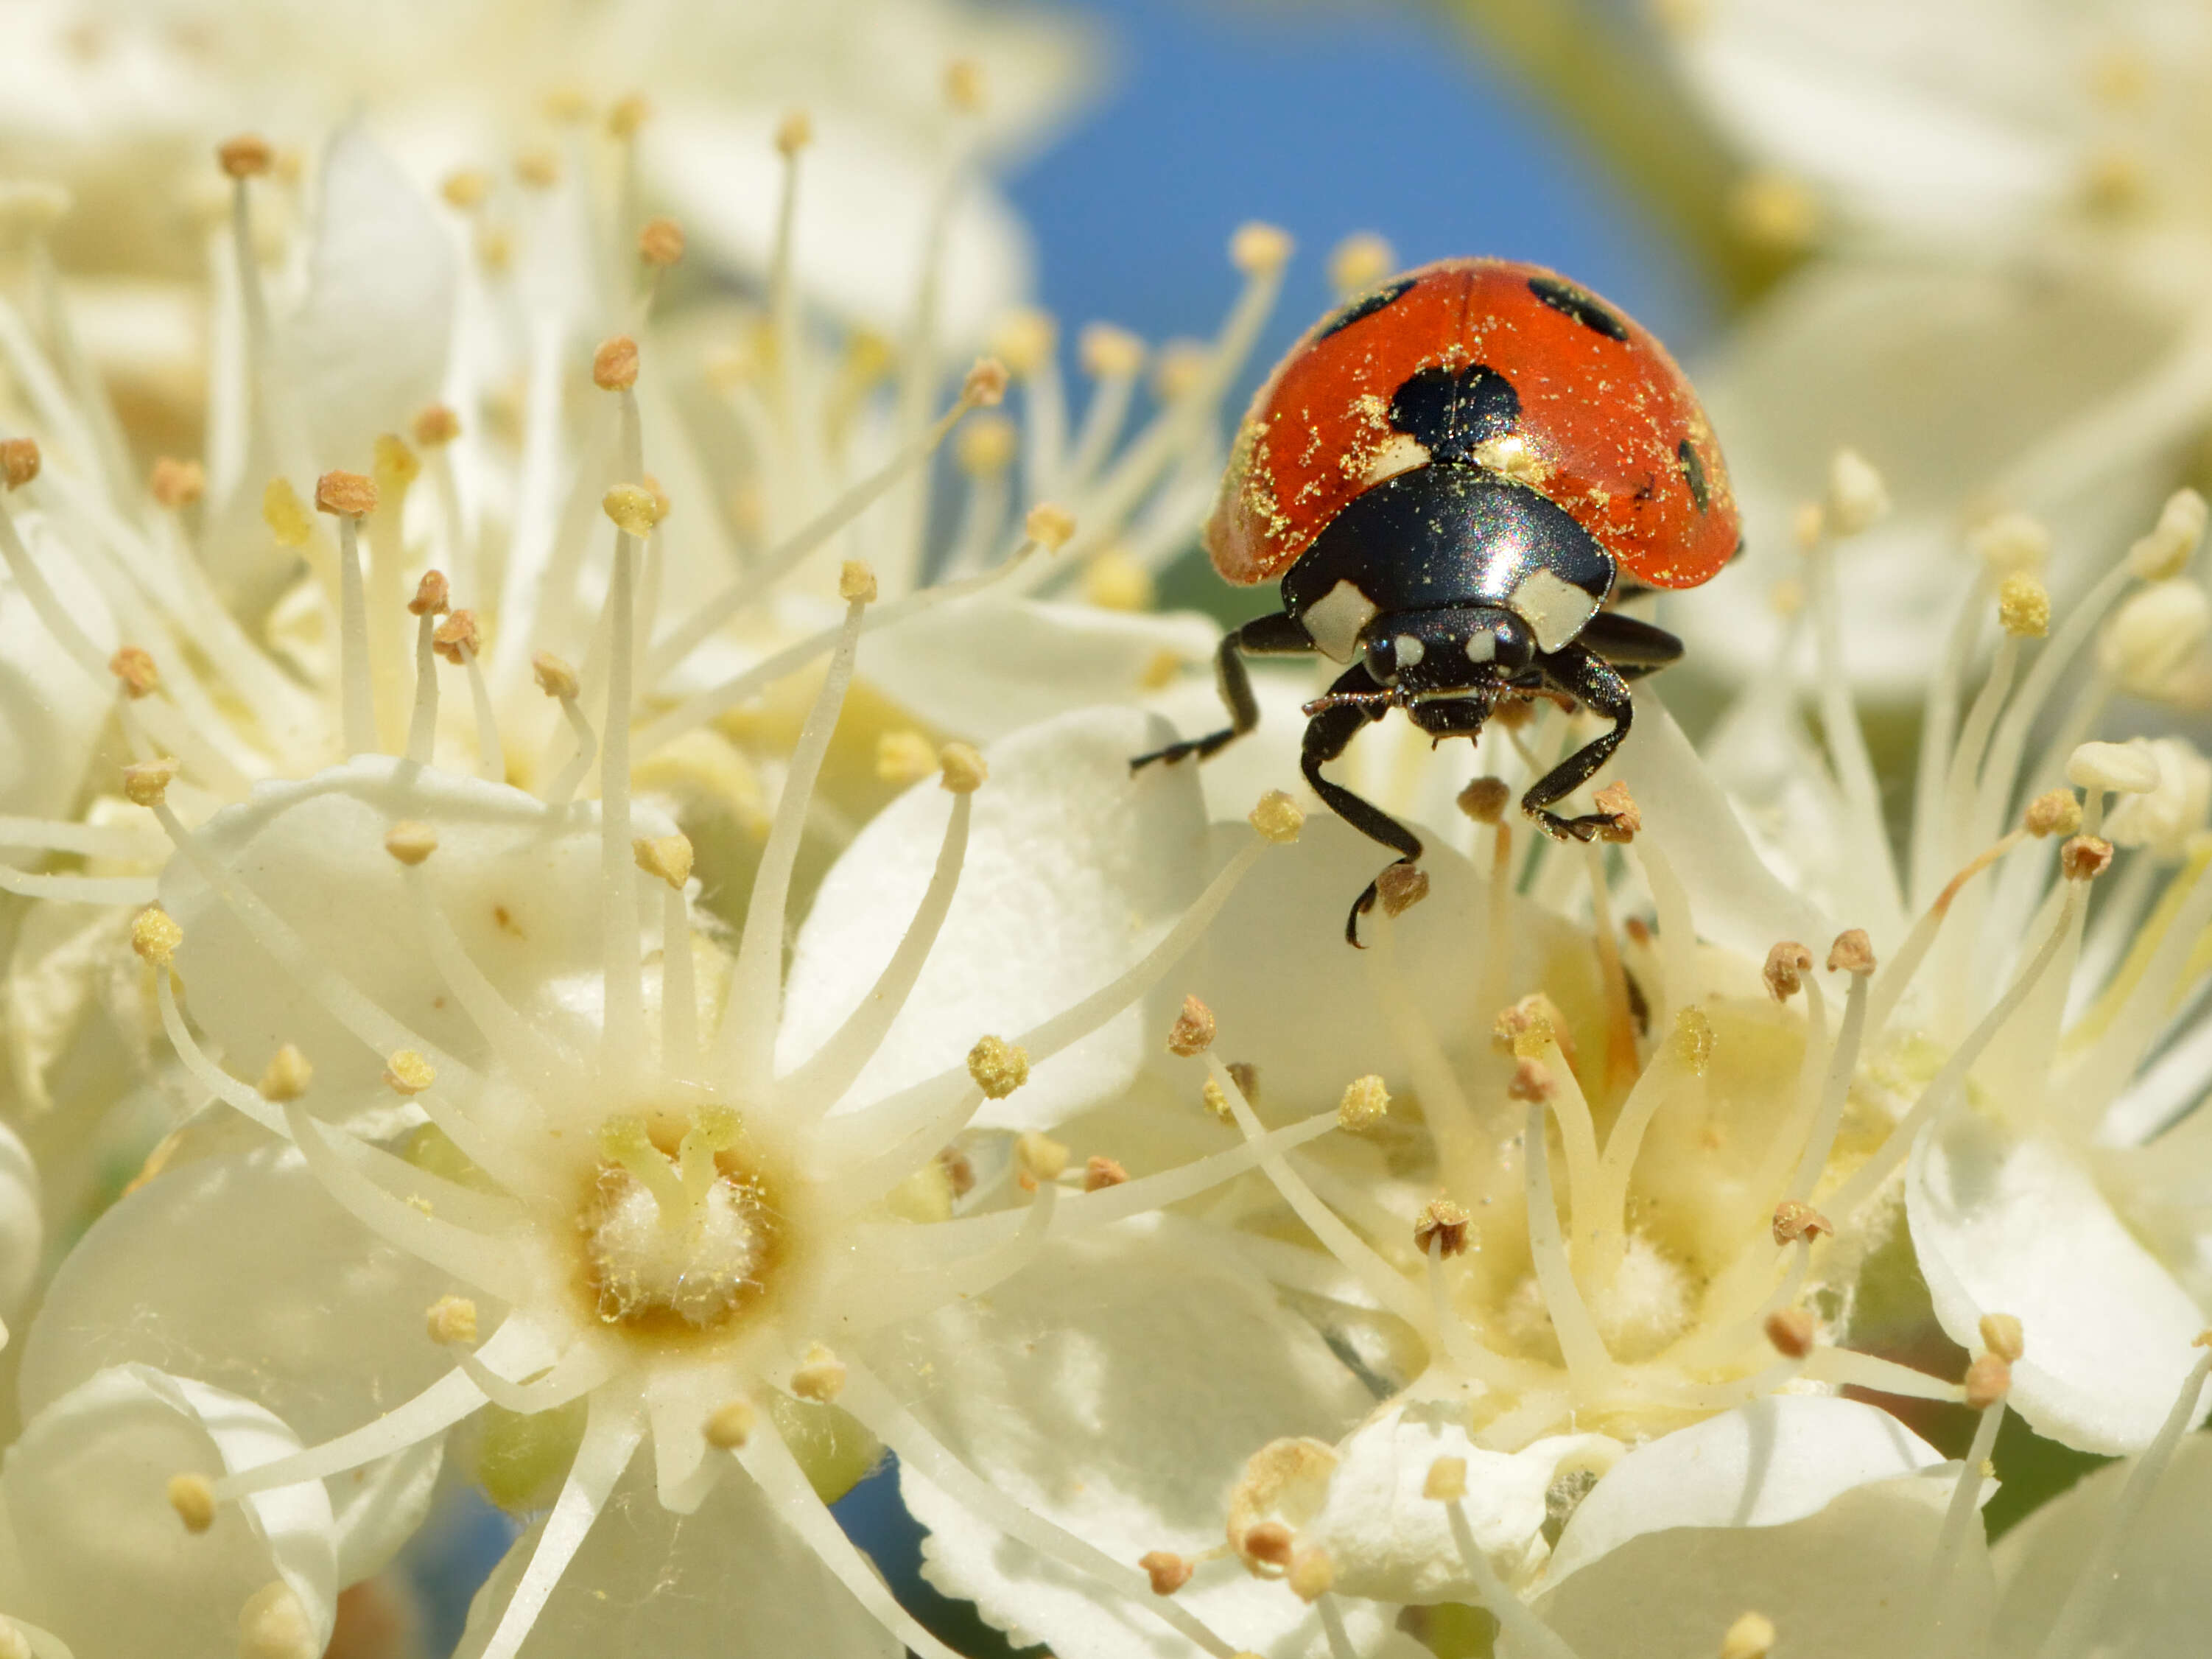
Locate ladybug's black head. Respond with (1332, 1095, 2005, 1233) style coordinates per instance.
(1361, 604, 1534, 704)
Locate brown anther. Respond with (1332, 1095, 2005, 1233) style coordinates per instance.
(168, 1473, 217, 1532)
(703, 1399, 756, 1450)
(1978, 1312, 2026, 1363)
(593, 334, 641, 391)
(432, 610, 481, 664)
(1825, 928, 1876, 976)
(412, 404, 461, 448)
(1240, 1521, 1295, 1569)
(1338, 1073, 1389, 1132)
(1167, 994, 1216, 1057)
(2024, 789, 2082, 838)
(638, 217, 685, 267)
(633, 834, 694, 891)
(1963, 1351, 2012, 1410)
(938, 1146, 976, 1199)
(122, 757, 180, 807)
(314, 469, 377, 517)
(1457, 776, 1511, 824)
(1084, 1155, 1130, 1193)
(109, 646, 158, 699)
(838, 559, 878, 603)
(938, 743, 988, 794)
(1763, 1307, 1816, 1359)
(1592, 779, 1641, 841)
(1763, 941, 1813, 1001)
(258, 1044, 312, 1103)
(149, 456, 205, 508)
(384, 821, 438, 866)
(531, 651, 579, 699)
(1508, 1056, 1555, 1103)
(1377, 860, 1430, 916)
(217, 134, 274, 179)
(2062, 835, 2114, 881)
(425, 1294, 478, 1345)
(1140, 1551, 1193, 1596)
(966, 1036, 1030, 1099)
(408, 570, 452, 617)
(1772, 1199, 1833, 1246)
(0, 437, 39, 491)
(962, 358, 1010, 408)
(1414, 1199, 1470, 1259)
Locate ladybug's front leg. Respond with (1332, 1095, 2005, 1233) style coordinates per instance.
(1301, 666, 1423, 947)
(1520, 643, 1635, 841)
(1131, 611, 1314, 770)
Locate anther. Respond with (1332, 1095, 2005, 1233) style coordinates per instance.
(1201, 1078, 1233, 1123)
(1772, 1199, 1833, 1246)
(1327, 231, 1396, 297)
(990, 309, 1057, 376)
(150, 456, 205, 508)
(263, 477, 310, 545)
(259, 1045, 312, 1102)
(962, 358, 1009, 407)
(1229, 222, 1294, 275)
(838, 560, 878, 603)
(1168, 995, 1216, 1056)
(1824, 449, 1890, 536)
(1084, 1156, 1129, 1192)
(1241, 1521, 1295, 1570)
(110, 646, 159, 699)
(956, 414, 1017, 476)
(1017, 1132, 1068, 1190)
(633, 835, 694, 890)
(944, 57, 986, 113)
(603, 484, 659, 539)
(0, 438, 38, 491)
(1249, 790, 1304, 843)
(1787, 505, 1822, 553)
(314, 470, 376, 518)
(593, 335, 641, 391)
(1492, 993, 1569, 1060)
(1998, 572, 2051, 638)
(704, 1399, 756, 1449)
(216, 134, 274, 179)
(409, 571, 452, 617)
(385, 1051, 435, 1095)
(531, 652, 579, 699)
(131, 907, 183, 967)
(2024, 789, 2082, 838)
(790, 1343, 846, 1403)
(384, 821, 438, 866)
(2061, 835, 2114, 882)
(1079, 323, 1145, 379)
(1963, 1351, 2012, 1409)
(967, 1036, 1030, 1098)
(1458, 776, 1511, 824)
(168, 1472, 217, 1532)
(774, 110, 813, 155)
(871, 731, 934, 786)
(2068, 740, 2161, 795)
(1720, 1612, 1777, 1659)
(1376, 860, 1430, 916)
(1968, 511, 2049, 575)
(1763, 941, 1813, 1000)
(2127, 488, 2208, 581)
(515, 147, 560, 190)
(607, 94, 651, 138)
(1227, 1062, 1260, 1106)
(1673, 1007, 1716, 1074)
(1593, 779, 1641, 840)
(1082, 550, 1152, 611)
(412, 404, 460, 449)
(939, 1146, 976, 1199)
(1287, 1546, 1334, 1603)
(1025, 502, 1076, 550)
(1727, 169, 1819, 251)
(1422, 1456, 1467, 1502)
(122, 757, 180, 807)
(238, 1582, 315, 1659)
(1978, 1312, 2026, 1363)
(1140, 1550, 1194, 1596)
(432, 610, 481, 664)
(1826, 929, 1876, 975)
(1415, 1199, 1470, 1258)
(1508, 1056, 1555, 1103)
(425, 1295, 478, 1344)
(938, 742, 988, 794)
(440, 169, 491, 211)
(1338, 1074, 1389, 1132)
(638, 217, 684, 267)
(1763, 1308, 1816, 1359)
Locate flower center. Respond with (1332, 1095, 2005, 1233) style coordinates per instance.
(577, 1106, 784, 1338)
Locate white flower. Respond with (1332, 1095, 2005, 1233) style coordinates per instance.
(0, 1118, 38, 1347)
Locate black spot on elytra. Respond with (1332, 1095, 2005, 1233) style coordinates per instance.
(1528, 275, 1629, 342)
(1676, 436, 1710, 513)
(1386, 364, 1519, 463)
(1314, 276, 1415, 340)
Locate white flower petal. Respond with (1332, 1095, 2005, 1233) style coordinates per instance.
(0, 1364, 337, 1659)
(1301, 1399, 1616, 1603)
(1991, 1434, 2212, 1650)
(1908, 1112, 2208, 1453)
(0, 521, 115, 822)
(1528, 1470, 1991, 1659)
(331, 1433, 443, 1586)
(862, 598, 1220, 741)
(779, 706, 1210, 1130)
(1541, 1395, 1947, 1588)
(454, 1451, 898, 1659)
(870, 1218, 1382, 1659)
(0, 1118, 40, 1332)
(21, 1140, 460, 1447)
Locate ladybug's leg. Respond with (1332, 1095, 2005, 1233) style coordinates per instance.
(1301, 666, 1422, 947)
(1520, 644, 1636, 842)
(1576, 611, 1683, 683)
(1131, 611, 1313, 769)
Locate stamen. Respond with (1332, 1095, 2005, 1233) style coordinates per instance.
(1442, 1487, 1585, 1659)
(315, 471, 379, 757)
(1523, 1101, 1613, 1391)
(597, 1115, 688, 1217)
(1783, 932, 1875, 1203)
(599, 522, 642, 1072)
(533, 651, 597, 807)
(1916, 1353, 2010, 1659)
(677, 1105, 741, 1205)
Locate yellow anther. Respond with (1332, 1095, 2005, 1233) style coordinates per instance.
(944, 58, 986, 113)
(876, 730, 936, 786)
(633, 834, 695, 890)
(150, 456, 205, 508)
(1082, 549, 1153, 611)
(440, 169, 491, 211)
(1458, 776, 1511, 824)
(990, 309, 1058, 376)
(373, 433, 421, 498)
(385, 1051, 435, 1095)
(1672, 1006, 1716, 1074)
(384, 821, 439, 865)
(603, 484, 659, 539)
(939, 743, 988, 794)
(962, 358, 1009, 407)
(258, 1045, 312, 1103)
(1025, 502, 1076, 551)
(122, 757, 180, 807)
(790, 1342, 846, 1403)
(1078, 323, 1145, 379)
(966, 1036, 1030, 1099)
(774, 110, 813, 155)
(131, 907, 183, 966)
(838, 560, 878, 603)
(1826, 928, 1876, 976)
(955, 414, 1018, 476)
(262, 477, 311, 545)
(1979, 1312, 2026, 1363)
(1327, 232, 1396, 298)
(704, 1398, 756, 1448)
(425, 1294, 478, 1344)
(1249, 790, 1304, 843)
(1422, 1456, 1467, 1502)
(1998, 572, 2051, 638)
(2024, 790, 2082, 838)
(1338, 1074, 1389, 1132)
(532, 652, 580, 699)
(1230, 222, 1293, 274)
(168, 1472, 217, 1532)
(1720, 1611, 1778, 1659)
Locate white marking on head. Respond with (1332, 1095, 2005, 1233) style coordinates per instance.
(1305, 579, 1379, 664)
(1509, 566, 1602, 653)
(1394, 634, 1425, 667)
(1464, 630, 1498, 664)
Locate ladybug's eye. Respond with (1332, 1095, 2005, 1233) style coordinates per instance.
(1363, 636, 1398, 682)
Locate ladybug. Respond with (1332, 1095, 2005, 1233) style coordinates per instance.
(1134, 258, 1739, 943)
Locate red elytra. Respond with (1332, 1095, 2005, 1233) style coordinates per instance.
(1205, 257, 1739, 592)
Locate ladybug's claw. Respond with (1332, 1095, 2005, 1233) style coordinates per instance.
(1344, 880, 1381, 949)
